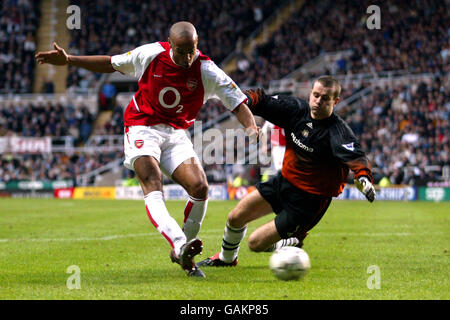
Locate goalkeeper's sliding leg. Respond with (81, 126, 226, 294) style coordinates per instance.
(197, 190, 277, 267)
(197, 171, 332, 268)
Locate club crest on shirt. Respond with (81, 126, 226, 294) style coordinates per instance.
(302, 129, 309, 137)
(186, 78, 198, 91)
(342, 142, 355, 151)
(135, 140, 144, 149)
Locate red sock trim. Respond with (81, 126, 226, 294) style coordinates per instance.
(161, 231, 174, 248)
(183, 201, 194, 223)
(145, 205, 159, 228)
(146, 205, 174, 248)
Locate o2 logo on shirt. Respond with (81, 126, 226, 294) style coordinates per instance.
(159, 87, 183, 113)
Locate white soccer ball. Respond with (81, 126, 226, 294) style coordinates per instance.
(269, 247, 311, 281)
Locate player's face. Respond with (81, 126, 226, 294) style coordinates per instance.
(169, 36, 198, 68)
(309, 82, 340, 120)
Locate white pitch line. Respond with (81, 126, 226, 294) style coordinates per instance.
(0, 232, 156, 243)
(0, 231, 436, 243)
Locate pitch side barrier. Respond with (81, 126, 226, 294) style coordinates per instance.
(336, 185, 450, 202)
(2, 182, 449, 202)
(115, 184, 229, 201)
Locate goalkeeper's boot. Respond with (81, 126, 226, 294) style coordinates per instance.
(170, 238, 205, 278)
(197, 252, 238, 267)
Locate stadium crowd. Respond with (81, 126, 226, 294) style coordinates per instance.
(231, 0, 449, 87)
(66, 0, 283, 92)
(0, 100, 94, 143)
(0, 99, 100, 183)
(1, 0, 449, 187)
(0, 0, 40, 94)
(340, 76, 449, 186)
(1, 76, 448, 186)
(0, 150, 122, 184)
(195, 75, 450, 187)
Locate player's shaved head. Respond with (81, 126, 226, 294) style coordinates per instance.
(169, 21, 198, 42)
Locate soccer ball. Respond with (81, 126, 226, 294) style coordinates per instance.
(269, 247, 311, 281)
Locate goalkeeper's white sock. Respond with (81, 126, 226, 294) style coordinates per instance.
(144, 191, 186, 256)
(219, 222, 247, 263)
(265, 237, 300, 252)
(182, 196, 208, 242)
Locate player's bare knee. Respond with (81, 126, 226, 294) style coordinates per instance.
(188, 180, 209, 199)
(140, 180, 162, 195)
(247, 234, 264, 252)
(227, 209, 246, 229)
(136, 173, 162, 194)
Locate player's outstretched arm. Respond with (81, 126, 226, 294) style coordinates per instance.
(35, 42, 115, 73)
(232, 103, 261, 144)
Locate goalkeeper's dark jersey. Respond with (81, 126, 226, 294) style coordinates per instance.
(250, 94, 373, 197)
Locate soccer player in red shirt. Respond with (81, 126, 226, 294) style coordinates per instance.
(36, 21, 260, 277)
(198, 76, 376, 267)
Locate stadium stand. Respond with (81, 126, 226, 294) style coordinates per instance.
(0, 150, 122, 184)
(0, 0, 41, 94)
(230, 0, 449, 86)
(0, 0, 448, 189)
(338, 76, 449, 185)
(66, 0, 285, 93)
(0, 100, 94, 142)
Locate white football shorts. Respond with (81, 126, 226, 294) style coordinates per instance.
(124, 124, 199, 176)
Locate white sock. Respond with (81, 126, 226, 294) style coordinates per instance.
(219, 222, 247, 263)
(144, 191, 186, 256)
(267, 237, 300, 252)
(182, 196, 208, 241)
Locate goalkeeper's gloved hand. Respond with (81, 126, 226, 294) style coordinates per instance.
(354, 176, 376, 202)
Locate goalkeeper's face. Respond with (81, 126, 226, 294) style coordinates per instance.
(309, 82, 340, 120)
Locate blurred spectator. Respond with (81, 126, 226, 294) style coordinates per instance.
(43, 77, 55, 94)
(100, 80, 116, 110)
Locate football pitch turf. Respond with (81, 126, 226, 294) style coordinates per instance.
(0, 198, 448, 300)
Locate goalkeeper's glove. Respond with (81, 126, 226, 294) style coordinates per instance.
(354, 176, 376, 202)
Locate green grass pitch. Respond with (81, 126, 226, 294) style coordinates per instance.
(0, 198, 448, 300)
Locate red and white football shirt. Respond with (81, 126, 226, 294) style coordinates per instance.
(262, 121, 286, 147)
(111, 41, 246, 129)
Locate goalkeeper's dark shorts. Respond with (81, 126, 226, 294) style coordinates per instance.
(255, 171, 332, 239)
